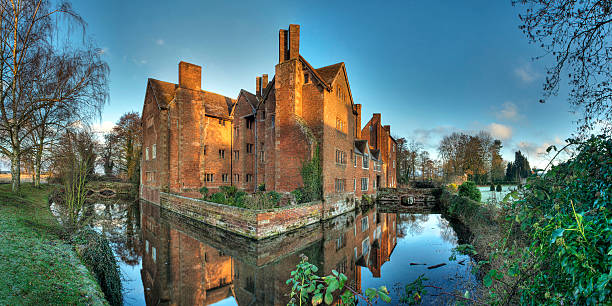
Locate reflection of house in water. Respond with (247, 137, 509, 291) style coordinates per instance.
(140, 201, 397, 305)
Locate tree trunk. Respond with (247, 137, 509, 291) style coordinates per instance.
(34, 146, 42, 187)
(11, 149, 20, 193)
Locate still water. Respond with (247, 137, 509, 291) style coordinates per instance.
(91, 201, 478, 305)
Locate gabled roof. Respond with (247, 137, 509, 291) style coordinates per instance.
(354, 139, 370, 155)
(315, 62, 344, 85)
(147, 78, 235, 119)
(238, 89, 258, 110)
(371, 149, 381, 161)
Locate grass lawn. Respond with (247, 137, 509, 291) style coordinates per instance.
(0, 183, 107, 305)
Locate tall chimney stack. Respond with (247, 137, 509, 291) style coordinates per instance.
(256, 76, 262, 96)
(279, 29, 288, 63)
(261, 74, 268, 91)
(355, 104, 362, 139)
(178, 61, 202, 90)
(288, 24, 300, 59)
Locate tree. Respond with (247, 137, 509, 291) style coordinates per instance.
(505, 151, 532, 181)
(490, 140, 505, 182)
(438, 131, 496, 184)
(0, 0, 109, 192)
(99, 132, 119, 176)
(111, 112, 141, 183)
(514, 0, 612, 134)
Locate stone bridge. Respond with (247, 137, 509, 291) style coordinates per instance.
(377, 182, 442, 209)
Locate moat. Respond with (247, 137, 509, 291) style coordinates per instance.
(91, 200, 479, 305)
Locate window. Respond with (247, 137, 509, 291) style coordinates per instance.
(246, 174, 252, 182)
(361, 177, 369, 191)
(259, 151, 265, 163)
(203, 145, 207, 155)
(246, 143, 253, 153)
(354, 155, 358, 167)
(336, 117, 346, 133)
(361, 216, 369, 232)
(393, 160, 396, 169)
(304, 73, 310, 84)
(147, 116, 154, 128)
(362, 237, 370, 255)
(335, 179, 345, 192)
(233, 174, 240, 182)
(336, 258, 347, 274)
(234, 150, 239, 160)
(234, 126, 239, 138)
(393, 145, 395, 152)
(219, 149, 225, 159)
(354, 179, 356, 191)
(205, 173, 214, 182)
(336, 233, 346, 251)
(145, 147, 149, 160)
(373, 178, 377, 189)
(222, 174, 228, 182)
(335, 150, 346, 165)
(218, 118, 225, 126)
(146, 171, 154, 182)
(363, 154, 369, 169)
(152, 144, 157, 159)
(246, 117, 254, 129)
(261, 110, 266, 119)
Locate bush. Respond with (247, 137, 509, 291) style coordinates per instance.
(266, 191, 281, 205)
(458, 181, 481, 202)
(199, 186, 209, 199)
(447, 183, 458, 193)
(257, 183, 266, 192)
(489, 183, 495, 191)
(496, 184, 502, 192)
(291, 188, 306, 204)
(209, 192, 226, 204)
(71, 229, 122, 306)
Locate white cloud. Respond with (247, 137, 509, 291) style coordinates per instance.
(514, 137, 568, 169)
(514, 63, 539, 83)
(156, 39, 165, 45)
(92, 121, 115, 134)
(98, 47, 109, 55)
(487, 123, 513, 140)
(495, 102, 521, 121)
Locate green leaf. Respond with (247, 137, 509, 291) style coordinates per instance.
(324, 292, 333, 305)
(312, 293, 323, 305)
(379, 291, 391, 302)
(550, 228, 565, 244)
(484, 271, 493, 287)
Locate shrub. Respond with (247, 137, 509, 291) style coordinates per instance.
(266, 191, 281, 205)
(458, 181, 481, 202)
(257, 183, 266, 192)
(71, 229, 122, 306)
(495, 184, 502, 192)
(300, 146, 323, 202)
(219, 185, 238, 197)
(209, 192, 227, 204)
(447, 183, 458, 193)
(489, 183, 495, 191)
(199, 186, 209, 199)
(291, 188, 306, 204)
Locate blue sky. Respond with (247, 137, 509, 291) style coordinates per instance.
(74, 0, 577, 168)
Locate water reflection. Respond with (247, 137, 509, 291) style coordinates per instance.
(89, 200, 477, 305)
(133, 202, 476, 305)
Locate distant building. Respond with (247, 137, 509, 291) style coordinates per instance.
(141, 24, 397, 204)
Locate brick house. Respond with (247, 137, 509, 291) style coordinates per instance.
(140, 24, 397, 205)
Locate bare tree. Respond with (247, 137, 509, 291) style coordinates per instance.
(514, 0, 612, 134)
(0, 0, 108, 192)
(111, 112, 141, 183)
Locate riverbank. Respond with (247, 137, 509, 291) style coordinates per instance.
(0, 183, 108, 305)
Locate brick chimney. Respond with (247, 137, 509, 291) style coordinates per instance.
(279, 24, 300, 63)
(262, 74, 268, 90)
(178, 61, 201, 90)
(373, 113, 381, 123)
(384, 125, 391, 133)
(288, 24, 300, 59)
(256, 76, 262, 96)
(279, 29, 288, 63)
(355, 104, 362, 138)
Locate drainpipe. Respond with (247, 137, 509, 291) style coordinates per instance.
(253, 109, 258, 193)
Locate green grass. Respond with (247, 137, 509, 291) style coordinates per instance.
(0, 183, 108, 305)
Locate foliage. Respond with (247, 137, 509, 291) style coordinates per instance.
(286, 255, 391, 306)
(447, 183, 458, 193)
(72, 229, 122, 306)
(291, 188, 307, 204)
(0, 183, 107, 305)
(300, 146, 323, 203)
(445, 135, 611, 305)
(199, 186, 209, 199)
(258, 183, 266, 192)
(438, 131, 495, 184)
(489, 183, 495, 191)
(505, 151, 531, 182)
(361, 194, 375, 206)
(496, 184, 502, 192)
(398, 274, 428, 305)
(513, 0, 612, 135)
(206, 186, 281, 209)
(458, 181, 481, 202)
(111, 112, 141, 184)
